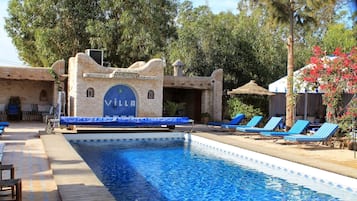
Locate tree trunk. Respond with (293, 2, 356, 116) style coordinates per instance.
(286, 36, 294, 130)
(285, 1, 295, 130)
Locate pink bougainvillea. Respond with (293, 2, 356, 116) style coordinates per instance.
(303, 46, 357, 130)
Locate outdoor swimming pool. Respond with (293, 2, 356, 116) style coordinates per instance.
(67, 133, 357, 201)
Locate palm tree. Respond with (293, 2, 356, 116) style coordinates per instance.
(259, 0, 336, 129)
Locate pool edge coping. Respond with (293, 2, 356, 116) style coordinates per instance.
(43, 132, 357, 200)
(41, 133, 116, 201)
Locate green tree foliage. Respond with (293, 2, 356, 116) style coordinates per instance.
(5, 0, 353, 100)
(86, 0, 178, 67)
(168, 2, 218, 76)
(227, 98, 262, 119)
(168, 1, 288, 90)
(322, 24, 357, 53)
(234, 1, 288, 86)
(5, 0, 102, 66)
(258, 0, 337, 128)
(5, 0, 178, 67)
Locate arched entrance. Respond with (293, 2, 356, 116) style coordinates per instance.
(103, 85, 137, 117)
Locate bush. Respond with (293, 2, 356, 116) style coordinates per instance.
(227, 98, 262, 119)
(164, 101, 185, 116)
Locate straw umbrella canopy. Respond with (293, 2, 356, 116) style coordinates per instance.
(228, 80, 275, 96)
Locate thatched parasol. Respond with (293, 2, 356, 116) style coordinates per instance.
(228, 80, 275, 96)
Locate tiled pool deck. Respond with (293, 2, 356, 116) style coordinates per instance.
(1, 122, 59, 201)
(1, 122, 357, 201)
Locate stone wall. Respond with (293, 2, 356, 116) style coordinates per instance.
(0, 79, 54, 121)
(163, 69, 223, 121)
(0, 60, 64, 121)
(0, 54, 223, 121)
(68, 53, 164, 117)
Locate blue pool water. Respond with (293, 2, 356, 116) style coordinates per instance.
(71, 140, 344, 201)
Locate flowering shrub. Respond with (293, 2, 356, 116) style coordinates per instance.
(302, 46, 357, 132)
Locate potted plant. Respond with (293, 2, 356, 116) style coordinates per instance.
(346, 130, 357, 150)
(201, 112, 210, 124)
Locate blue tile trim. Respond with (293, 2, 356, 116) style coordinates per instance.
(187, 138, 357, 195)
(66, 133, 357, 196)
(68, 137, 185, 143)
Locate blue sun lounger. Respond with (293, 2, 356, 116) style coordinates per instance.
(0, 122, 9, 135)
(221, 116, 263, 129)
(235, 117, 282, 133)
(0, 122, 9, 127)
(59, 116, 193, 127)
(283, 123, 339, 142)
(208, 113, 245, 126)
(259, 120, 310, 137)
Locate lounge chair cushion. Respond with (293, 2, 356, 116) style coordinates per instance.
(236, 117, 282, 132)
(0, 122, 10, 127)
(283, 123, 338, 142)
(208, 113, 245, 126)
(260, 120, 310, 137)
(222, 116, 263, 129)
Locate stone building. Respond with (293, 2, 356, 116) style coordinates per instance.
(0, 52, 223, 123)
(0, 60, 64, 121)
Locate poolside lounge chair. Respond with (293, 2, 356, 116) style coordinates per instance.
(283, 123, 339, 143)
(207, 113, 245, 126)
(259, 120, 310, 137)
(0, 125, 6, 135)
(235, 117, 282, 133)
(0, 122, 9, 127)
(221, 116, 263, 129)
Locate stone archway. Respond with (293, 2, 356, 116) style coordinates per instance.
(103, 85, 137, 117)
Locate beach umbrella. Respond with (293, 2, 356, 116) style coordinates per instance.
(228, 80, 275, 96)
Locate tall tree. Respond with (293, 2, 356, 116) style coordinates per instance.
(5, 0, 101, 66)
(170, 1, 288, 86)
(5, 0, 178, 67)
(169, 1, 291, 115)
(322, 23, 356, 53)
(86, 0, 178, 67)
(258, 0, 337, 129)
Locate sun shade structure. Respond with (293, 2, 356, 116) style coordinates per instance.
(228, 80, 275, 96)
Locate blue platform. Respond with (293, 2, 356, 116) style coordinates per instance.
(60, 116, 193, 127)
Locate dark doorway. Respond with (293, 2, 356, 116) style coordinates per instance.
(163, 88, 202, 122)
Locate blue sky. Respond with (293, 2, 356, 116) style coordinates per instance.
(190, 0, 239, 13)
(0, 0, 355, 67)
(0, 0, 24, 66)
